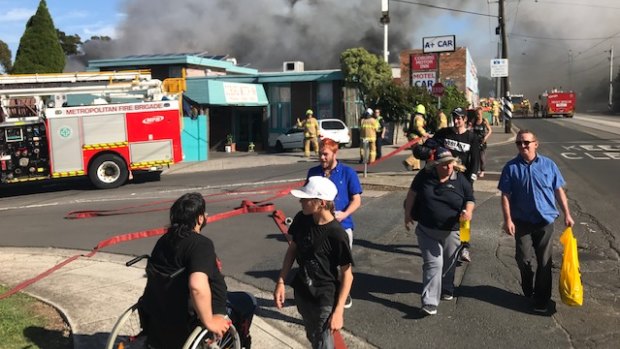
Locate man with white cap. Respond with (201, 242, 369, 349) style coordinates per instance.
(274, 176, 354, 349)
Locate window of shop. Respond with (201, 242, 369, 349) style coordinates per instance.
(268, 84, 291, 132)
(317, 82, 333, 119)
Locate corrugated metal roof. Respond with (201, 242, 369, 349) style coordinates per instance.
(87, 53, 258, 75)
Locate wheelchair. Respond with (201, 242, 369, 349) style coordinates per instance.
(105, 255, 255, 349)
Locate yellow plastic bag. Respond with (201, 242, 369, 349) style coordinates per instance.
(559, 227, 583, 306)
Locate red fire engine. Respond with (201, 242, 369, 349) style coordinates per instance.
(542, 91, 576, 118)
(0, 71, 183, 189)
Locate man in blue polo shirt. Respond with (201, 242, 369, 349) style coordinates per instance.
(498, 129, 574, 314)
(307, 137, 362, 308)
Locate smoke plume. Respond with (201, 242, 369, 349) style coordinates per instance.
(74, 0, 620, 106)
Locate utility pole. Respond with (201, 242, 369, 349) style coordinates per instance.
(499, 0, 511, 133)
(609, 45, 614, 112)
(381, 0, 390, 63)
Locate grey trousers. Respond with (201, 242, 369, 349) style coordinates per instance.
(514, 220, 554, 303)
(416, 224, 461, 306)
(294, 290, 334, 349)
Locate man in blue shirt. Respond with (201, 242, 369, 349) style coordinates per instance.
(307, 138, 362, 308)
(498, 129, 574, 313)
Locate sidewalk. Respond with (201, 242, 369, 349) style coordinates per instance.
(0, 125, 514, 349)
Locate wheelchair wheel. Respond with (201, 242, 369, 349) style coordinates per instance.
(183, 324, 241, 349)
(106, 303, 147, 349)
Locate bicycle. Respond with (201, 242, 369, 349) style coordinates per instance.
(106, 255, 254, 349)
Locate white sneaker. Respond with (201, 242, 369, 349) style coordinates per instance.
(344, 295, 352, 309)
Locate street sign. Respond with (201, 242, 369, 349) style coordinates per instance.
(491, 59, 509, 77)
(423, 35, 456, 53)
(432, 82, 445, 97)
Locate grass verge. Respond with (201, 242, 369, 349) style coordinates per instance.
(0, 285, 72, 349)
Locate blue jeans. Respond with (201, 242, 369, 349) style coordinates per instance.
(294, 289, 334, 349)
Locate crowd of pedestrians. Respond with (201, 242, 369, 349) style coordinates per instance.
(135, 103, 574, 349)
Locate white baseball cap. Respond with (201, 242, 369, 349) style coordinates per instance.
(290, 176, 337, 201)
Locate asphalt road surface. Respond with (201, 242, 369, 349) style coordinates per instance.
(1, 113, 619, 348)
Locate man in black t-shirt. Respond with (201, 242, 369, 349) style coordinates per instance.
(274, 176, 353, 349)
(140, 192, 230, 349)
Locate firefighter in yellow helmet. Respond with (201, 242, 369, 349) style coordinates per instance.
(403, 103, 429, 171)
(297, 109, 320, 157)
(359, 107, 379, 163)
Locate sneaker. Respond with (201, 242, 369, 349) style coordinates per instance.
(420, 304, 437, 315)
(460, 248, 471, 262)
(344, 295, 352, 309)
(441, 290, 454, 301)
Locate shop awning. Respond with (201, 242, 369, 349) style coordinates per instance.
(185, 79, 268, 106)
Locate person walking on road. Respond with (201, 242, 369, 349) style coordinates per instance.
(374, 108, 386, 159)
(404, 148, 475, 316)
(139, 193, 231, 348)
(308, 138, 362, 308)
(359, 108, 379, 163)
(274, 176, 354, 349)
(403, 104, 430, 171)
(433, 107, 480, 262)
(498, 129, 575, 313)
(470, 106, 492, 178)
(297, 109, 320, 158)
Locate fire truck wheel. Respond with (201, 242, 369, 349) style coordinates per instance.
(89, 154, 129, 189)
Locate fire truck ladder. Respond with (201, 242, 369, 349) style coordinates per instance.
(0, 71, 173, 123)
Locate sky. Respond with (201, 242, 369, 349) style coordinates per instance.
(2, 0, 620, 103)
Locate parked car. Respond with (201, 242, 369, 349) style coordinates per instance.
(272, 118, 351, 152)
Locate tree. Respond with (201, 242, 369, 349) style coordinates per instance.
(340, 47, 392, 108)
(12, 0, 65, 74)
(57, 30, 82, 56)
(437, 85, 469, 115)
(0, 40, 12, 73)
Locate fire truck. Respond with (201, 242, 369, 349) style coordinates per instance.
(0, 71, 184, 189)
(542, 91, 576, 118)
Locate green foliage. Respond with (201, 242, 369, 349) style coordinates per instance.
(437, 85, 469, 116)
(56, 30, 82, 56)
(340, 47, 392, 107)
(0, 40, 12, 73)
(12, 0, 65, 74)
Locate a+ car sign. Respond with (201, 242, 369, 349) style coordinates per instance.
(423, 35, 456, 53)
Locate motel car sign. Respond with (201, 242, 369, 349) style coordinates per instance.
(423, 35, 456, 53)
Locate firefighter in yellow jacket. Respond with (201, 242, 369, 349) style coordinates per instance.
(297, 109, 320, 157)
(360, 108, 379, 163)
(402, 104, 429, 171)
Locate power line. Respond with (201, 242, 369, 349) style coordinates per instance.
(534, 0, 620, 10)
(511, 33, 620, 41)
(390, 0, 496, 17)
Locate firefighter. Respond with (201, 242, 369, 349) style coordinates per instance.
(402, 104, 429, 171)
(374, 108, 386, 159)
(360, 108, 379, 163)
(492, 99, 501, 126)
(297, 109, 320, 157)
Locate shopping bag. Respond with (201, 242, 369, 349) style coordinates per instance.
(559, 227, 583, 306)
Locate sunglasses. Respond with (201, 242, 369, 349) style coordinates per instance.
(515, 140, 534, 146)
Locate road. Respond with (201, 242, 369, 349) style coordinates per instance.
(1, 113, 619, 348)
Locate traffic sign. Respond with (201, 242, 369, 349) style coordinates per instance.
(491, 59, 509, 77)
(432, 82, 445, 97)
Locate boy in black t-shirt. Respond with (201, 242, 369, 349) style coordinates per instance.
(274, 176, 354, 349)
(140, 192, 230, 349)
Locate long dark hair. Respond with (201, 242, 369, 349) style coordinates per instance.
(167, 192, 206, 239)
